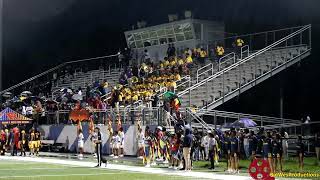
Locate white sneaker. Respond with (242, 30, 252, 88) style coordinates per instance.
(114, 156, 119, 159)
(151, 162, 156, 166)
(163, 160, 169, 164)
(145, 164, 151, 168)
(119, 154, 124, 157)
(168, 166, 173, 169)
(138, 156, 143, 159)
(110, 154, 114, 157)
(173, 167, 178, 170)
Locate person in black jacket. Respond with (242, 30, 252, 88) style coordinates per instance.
(272, 133, 283, 172)
(93, 127, 103, 167)
(248, 131, 258, 161)
(183, 128, 193, 171)
(296, 135, 305, 171)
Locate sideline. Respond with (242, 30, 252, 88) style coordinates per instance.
(0, 156, 251, 180)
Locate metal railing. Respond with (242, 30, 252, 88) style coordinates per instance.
(0, 53, 120, 96)
(218, 52, 236, 71)
(175, 75, 191, 93)
(201, 25, 311, 110)
(178, 25, 311, 105)
(196, 109, 301, 128)
(185, 107, 212, 131)
(240, 45, 250, 59)
(184, 108, 320, 140)
(204, 25, 307, 55)
(195, 52, 237, 84)
(42, 106, 162, 126)
(196, 63, 214, 83)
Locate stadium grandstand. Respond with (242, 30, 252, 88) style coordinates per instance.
(0, 14, 319, 180)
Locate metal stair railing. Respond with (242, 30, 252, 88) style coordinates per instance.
(196, 63, 214, 83)
(174, 75, 191, 93)
(185, 107, 212, 131)
(0, 53, 120, 95)
(178, 25, 311, 100)
(197, 109, 301, 127)
(240, 45, 250, 60)
(204, 25, 307, 54)
(200, 25, 311, 110)
(218, 52, 236, 71)
(196, 52, 236, 84)
(186, 108, 305, 131)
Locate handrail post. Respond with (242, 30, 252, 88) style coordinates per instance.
(206, 79, 208, 104)
(222, 70, 225, 103)
(196, 69, 199, 83)
(265, 32, 268, 47)
(211, 63, 213, 76)
(141, 108, 144, 126)
(214, 111, 217, 129)
(309, 25, 312, 48)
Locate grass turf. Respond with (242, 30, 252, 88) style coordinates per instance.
(0, 157, 319, 179)
(0, 160, 200, 180)
(192, 157, 320, 173)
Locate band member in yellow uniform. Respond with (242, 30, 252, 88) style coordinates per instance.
(35, 129, 41, 156)
(29, 129, 35, 156)
(19, 130, 27, 156)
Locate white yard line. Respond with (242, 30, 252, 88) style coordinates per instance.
(0, 167, 79, 171)
(0, 156, 251, 180)
(0, 173, 119, 179)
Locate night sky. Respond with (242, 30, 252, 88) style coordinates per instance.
(2, 0, 320, 120)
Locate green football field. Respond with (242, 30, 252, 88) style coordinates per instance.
(0, 160, 199, 180)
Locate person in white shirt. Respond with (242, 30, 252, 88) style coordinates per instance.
(137, 127, 145, 159)
(281, 129, 289, 159)
(201, 131, 211, 160)
(78, 129, 84, 160)
(26, 106, 33, 118)
(22, 106, 27, 116)
(78, 88, 82, 96)
(118, 127, 125, 157)
(113, 131, 120, 158)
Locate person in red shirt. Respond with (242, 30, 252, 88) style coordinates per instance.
(0, 130, 5, 155)
(169, 134, 181, 169)
(13, 128, 20, 156)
